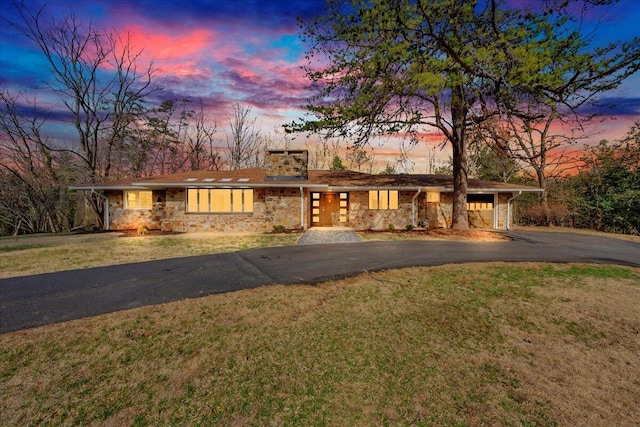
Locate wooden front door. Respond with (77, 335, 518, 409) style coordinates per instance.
(311, 192, 349, 226)
(319, 193, 339, 226)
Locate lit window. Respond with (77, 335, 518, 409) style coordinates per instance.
(187, 189, 253, 213)
(368, 190, 398, 210)
(125, 191, 152, 209)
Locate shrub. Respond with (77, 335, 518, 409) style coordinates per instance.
(272, 225, 286, 233)
(137, 225, 150, 236)
(388, 223, 395, 231)
(405, 224, 414, 231)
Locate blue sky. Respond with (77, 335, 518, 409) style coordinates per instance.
(1, 0, 638, 170)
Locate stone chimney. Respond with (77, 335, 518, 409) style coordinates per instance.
(264, 150, 308, 181)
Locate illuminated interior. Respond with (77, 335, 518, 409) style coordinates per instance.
(125, 190, 153, 209)
(187, 189, 253, 213)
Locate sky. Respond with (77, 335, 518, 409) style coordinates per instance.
(1, 0, 639, 172)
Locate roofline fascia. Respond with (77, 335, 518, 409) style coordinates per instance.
(70, 185, 152, 191)
(463, 188, 544, 193)
(131, 182, 330, 189)
(326, 186, 447, 192)
(71, 184, 544, 193)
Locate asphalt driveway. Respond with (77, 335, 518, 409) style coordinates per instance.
(1, 230, 639, 333)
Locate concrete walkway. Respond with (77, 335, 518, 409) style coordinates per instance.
(297, 227, 363, 245)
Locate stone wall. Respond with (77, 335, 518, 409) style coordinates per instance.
(264, 150, 308, 180)
(106, 190, 165, 230)
(496, 193, 511, 229)
(105, 187, 515, 232)
(347, 191, 414, 230)
(428, 192, 453, 228)
(160, 188, 303, 232)
(259, 187, 303, 230)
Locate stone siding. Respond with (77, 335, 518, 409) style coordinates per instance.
(264, 150, 308, 180)
(347, 191, 414, 230)
(496, 193, 511, 229)
(107, 190, 165, 230)
(160, 188, 302, 233)
(429, 192, 453, 228)
(106, 187, 516, 232)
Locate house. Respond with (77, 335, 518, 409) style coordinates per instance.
(72, 150, 543, 232)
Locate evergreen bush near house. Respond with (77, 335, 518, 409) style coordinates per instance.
(272, 225, 286, 233)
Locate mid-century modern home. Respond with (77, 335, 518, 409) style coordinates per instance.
(73, 150, 542, 232)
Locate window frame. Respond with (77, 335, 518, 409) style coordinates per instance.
(186, 188, 254, 214)
(368, 190, 399, 210)
(124, 190, 153, 210)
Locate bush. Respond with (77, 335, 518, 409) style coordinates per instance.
(137, 225, 150, 235)
(272, 225, 286, 233)
(405, 224, 414, 231)
(388, 224, 395, 231)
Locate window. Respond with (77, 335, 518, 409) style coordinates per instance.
(187, 189, 253, 213)
(467, 194, 494, 211)
(369, 190, 398, 210)
(125, 191, 152, 209)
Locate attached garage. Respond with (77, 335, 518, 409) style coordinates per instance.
(467, 194, 495, 229)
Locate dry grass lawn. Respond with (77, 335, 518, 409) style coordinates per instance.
(1, 263, 638, 426)
(0, 231, 300, 278)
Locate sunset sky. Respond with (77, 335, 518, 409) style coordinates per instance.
(1, 0, 639, 172)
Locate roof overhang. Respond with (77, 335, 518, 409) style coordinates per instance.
(464, 188, 545, 193)
(71, 183, 544, 193)
(69, 185, 153, 191)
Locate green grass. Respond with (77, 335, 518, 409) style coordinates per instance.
(2, 263, 639, 426)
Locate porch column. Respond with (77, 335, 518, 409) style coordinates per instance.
(300, 187, 305, 229)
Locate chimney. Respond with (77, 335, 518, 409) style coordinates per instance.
(264, 150, 308, 181)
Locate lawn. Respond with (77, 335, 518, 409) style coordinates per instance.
(0, 231, 301, 278)
(1, 263, 639, 426)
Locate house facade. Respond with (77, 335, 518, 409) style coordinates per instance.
(73, 150, 542, 232)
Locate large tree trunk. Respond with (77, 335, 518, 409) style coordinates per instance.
(450, 87, 469, 230)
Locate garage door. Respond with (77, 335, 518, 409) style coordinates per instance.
(467, 194, 494, 228)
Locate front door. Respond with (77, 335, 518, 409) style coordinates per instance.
(311, 192, 348, 226)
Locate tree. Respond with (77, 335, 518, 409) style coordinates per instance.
(346, 146, 375, 172)
(186, 101, 223, 171)
(7, 2, 159, 226)
(226, 103, 266, 170)
(480, 0, 639, 216)
(289, 0, 520, 229)
(0, 90, 78, 234)
(569, 123, 640, 234)
(379, 163, 397, 175)
(467, 140, 520, 183)
(291, 0, 639, 230)
(330, 155, 346, 170)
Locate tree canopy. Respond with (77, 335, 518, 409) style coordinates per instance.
(291, 0, 640, 229)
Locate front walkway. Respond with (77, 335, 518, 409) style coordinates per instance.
(297, 227, 363, 245)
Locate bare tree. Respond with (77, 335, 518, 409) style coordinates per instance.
(346, 146, 375, 172)
(8, 2, 159, 226)
(226, 103, 265, 170)
(0, 90, 78, 234)
(186, 101, 223, 171)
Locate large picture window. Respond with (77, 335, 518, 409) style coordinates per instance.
(368, 190, 398, 210)
(187, 189, 253, 213)
(124, 190, 152, 209)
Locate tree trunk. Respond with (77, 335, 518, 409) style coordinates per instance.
(450, 86, 469, 230)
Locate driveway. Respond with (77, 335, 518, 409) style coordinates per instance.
(1, 230, 639, 333)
